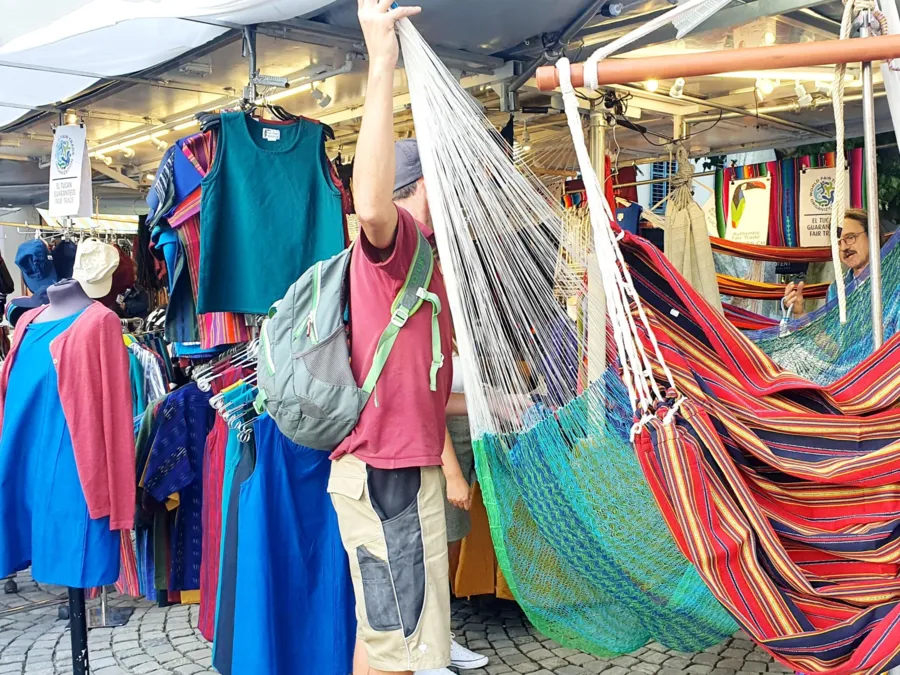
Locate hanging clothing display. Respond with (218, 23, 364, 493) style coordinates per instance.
(213, 405, 256, 675)
(141, 383, 214, 592)
(231, 414, 355, 675)
(0, 303, 135, 587)
(198, 112, 344, 315)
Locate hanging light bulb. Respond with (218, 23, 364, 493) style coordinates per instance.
(644, 79, 660, 93)
(521, 123, 532, 153)
(669, 78, 685, 98)
(755, 77, 775, 99)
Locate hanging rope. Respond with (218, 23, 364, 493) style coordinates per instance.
(832, 0, 884, 325)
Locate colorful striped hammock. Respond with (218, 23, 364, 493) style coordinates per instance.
(622, 229, 900, 674)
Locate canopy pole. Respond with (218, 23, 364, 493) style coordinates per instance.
(587, 105, 608, 379)
(535, 34, 900, 90)
(860, 10, 884, 349)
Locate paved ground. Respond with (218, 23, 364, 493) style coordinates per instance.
(0, 571, 790, 675)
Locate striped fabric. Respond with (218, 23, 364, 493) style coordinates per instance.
(179, 217, 251, 349)
(617, 228, 900, 674)
(717, 274, 829, 301)
(710, 237, 832, 262)
(723, 303, 779, 331)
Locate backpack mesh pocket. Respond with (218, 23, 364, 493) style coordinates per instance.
(296, 327, 355, 388)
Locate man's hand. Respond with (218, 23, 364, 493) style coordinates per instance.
(358, 0, 421, 68)
(446, 474, 472, 511)
(783, 281, 805, 318)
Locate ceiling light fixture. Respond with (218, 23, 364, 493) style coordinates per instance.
(755, 77, 775, 98)
(521, 123, 531, 152)
(310, 85, 332, 109)
(669, 77, 685, 98)
(763, 31, 776, 45)
(95, 153, 113, 166)
(794, 82, 813, 108)
(151, 136, 168, 152)
(644, 79, 660, 93)
(263, 83, 313, 104)
(120, 147, 136, 158)
(173, 119, 200, 132)
(815, 80, 834, 96)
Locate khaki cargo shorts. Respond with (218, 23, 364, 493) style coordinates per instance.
(328, 453, 451, 672)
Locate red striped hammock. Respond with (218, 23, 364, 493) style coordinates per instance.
(717, 274, 830, 301)
(711, 237, 833, 263)
(723, 303, 779, 331)
(620, 230, 900, 675)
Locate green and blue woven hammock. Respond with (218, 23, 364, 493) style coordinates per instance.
(746, 230, 900, 385)
(474, 373, 736, 656)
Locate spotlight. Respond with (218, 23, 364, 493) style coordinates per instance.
(669, 78, 685, 98)
(815, 80, 833, 96)
(794, 82, 813, 109)
(120, 147, 136, 159)
(310, 86, 332, 109)
(151, 137, 168, 152)
(644, 79, 660, 93)
(95, 154, 113, 166)
(755, 77, 774, 99)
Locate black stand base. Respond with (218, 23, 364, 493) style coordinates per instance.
(67, 588, 89, 675)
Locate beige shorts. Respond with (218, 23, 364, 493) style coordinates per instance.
(328, 453, 451, 672)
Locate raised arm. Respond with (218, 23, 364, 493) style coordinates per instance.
(354, 0, 421, 249)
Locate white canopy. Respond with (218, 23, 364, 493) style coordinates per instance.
(0, 0, 336, 128)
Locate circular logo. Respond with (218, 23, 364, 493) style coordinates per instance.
(810, 176, 835, 211)
(54, 134, 77, 175)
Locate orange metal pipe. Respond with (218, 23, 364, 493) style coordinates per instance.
(535, 34, 900, 91)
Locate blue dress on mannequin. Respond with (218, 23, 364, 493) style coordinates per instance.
(0, 311, 120, 587)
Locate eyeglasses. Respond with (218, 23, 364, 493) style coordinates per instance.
(839, 232, 865, 247)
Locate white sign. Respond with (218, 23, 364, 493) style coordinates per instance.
(49, 124, 92, 218)
(798, 166, 851, 248)
(702, 195, 719, 238)
(726, 175, 771, 245)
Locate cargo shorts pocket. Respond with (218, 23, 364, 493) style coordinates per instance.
(357, 546, 402, 632)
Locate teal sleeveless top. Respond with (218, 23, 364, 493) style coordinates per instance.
(199, 112, 343, 315)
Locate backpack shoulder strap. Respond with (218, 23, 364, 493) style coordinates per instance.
(361, 227, 444, 397)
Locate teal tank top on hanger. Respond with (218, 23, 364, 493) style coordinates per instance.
(199, 111, 344, 315)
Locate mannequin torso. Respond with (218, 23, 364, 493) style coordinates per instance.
(34, 279, 94, 323)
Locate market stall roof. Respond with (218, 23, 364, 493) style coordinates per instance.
(0, 0, 885, 208)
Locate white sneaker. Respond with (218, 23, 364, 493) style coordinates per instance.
(450, 637, 490, 669)
(415, 670, 455, 675)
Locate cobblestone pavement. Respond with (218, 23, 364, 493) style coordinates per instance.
(0, 571, 789, 675)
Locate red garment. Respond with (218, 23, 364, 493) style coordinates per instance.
(330, 207, 453, 469)
(198, 368, 245, 641)
(98, 246, 136, 309)
(613, 166, 639, 203)
(0, 303, 136, 529)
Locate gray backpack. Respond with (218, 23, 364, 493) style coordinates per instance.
(256, 227, 443, 451)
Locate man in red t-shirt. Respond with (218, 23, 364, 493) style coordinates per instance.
(327, 2, 461, 674)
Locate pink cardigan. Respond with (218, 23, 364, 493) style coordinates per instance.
(0, 303, 136, 530)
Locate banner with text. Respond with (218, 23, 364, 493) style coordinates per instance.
(49, 124, 92, 218)
(798, 166, 850, 247)
(726, 175, 771, 245)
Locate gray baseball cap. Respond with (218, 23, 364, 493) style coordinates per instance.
(393, 139, 423, 193)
